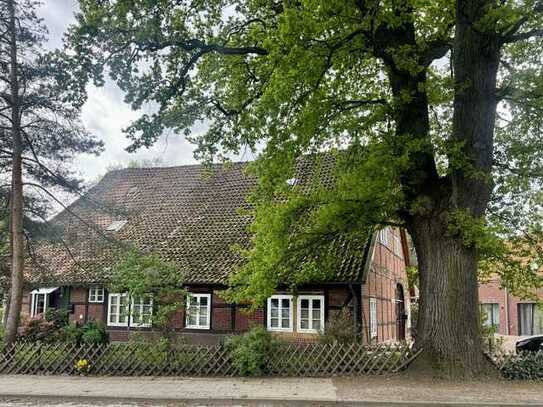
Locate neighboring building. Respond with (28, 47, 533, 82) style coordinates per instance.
(479, 279, 543, 336)
(21, 160, 411, 344)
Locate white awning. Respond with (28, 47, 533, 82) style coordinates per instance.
(30, 287, 58, 295)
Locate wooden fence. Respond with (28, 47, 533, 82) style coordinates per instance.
(0, 341, 420, 377)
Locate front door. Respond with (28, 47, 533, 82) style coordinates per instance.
(395, 284, 406, 341)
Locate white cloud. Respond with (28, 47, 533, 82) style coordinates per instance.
(39, 0, 200, 184)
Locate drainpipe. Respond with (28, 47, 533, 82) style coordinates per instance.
(504, 287, 510, 335)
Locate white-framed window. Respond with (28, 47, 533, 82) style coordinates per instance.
(107, 293, 129, 327)
(30, 293, 47, 317)
(480, 303, 500, 331)
(297, 295, 325, 333)
(30, 287, 58, 317)
(131, 296, 153, 328)
(369, 297, 378, 339)
(186, 293, 211, 329)
(89, 287, 105, 303)
(267, 295, 293, 332)
(378, 227, 389, 247)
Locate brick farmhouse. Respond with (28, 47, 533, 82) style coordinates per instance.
(21, 160, 412, 344)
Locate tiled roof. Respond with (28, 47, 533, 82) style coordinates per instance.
(27, 158, 368, 287)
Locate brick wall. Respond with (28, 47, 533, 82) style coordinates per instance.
(361, 227, 411, 344)
(479, 279, 543, 336)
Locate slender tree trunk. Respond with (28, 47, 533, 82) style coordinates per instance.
(408, 217, 492, 377)
(4, 0, 25, 346)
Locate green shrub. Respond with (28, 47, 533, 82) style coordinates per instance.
(227, 326, 279, 376)
(500, 351, 543, 380)
(61, 323, 84, 343)
(319, 309, 356, 345)
(44, 309, 69, 328)
(81, 321, 108, 344)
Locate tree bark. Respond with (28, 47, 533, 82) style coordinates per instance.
(4, 0, 25, 346)
(408, 217, 492, 377)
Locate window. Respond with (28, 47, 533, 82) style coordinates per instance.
(267, 295, 293, 332)
(378, 227, 389, 247)
(186, 293, 211, 329)
(369, 298, 378, 339)
(30, 287, 58, 317)
(393, 234, 403, 258)
(131, 296, 153, 327)
(297, 295, 324, 333)
(31, 293, 47, 317)
(107, 293, 129, 327)
(519, 303, 543, 335)
(480, 303, 500, 331)
(106, 220, 127, 232)
(89, 287, 104, 303)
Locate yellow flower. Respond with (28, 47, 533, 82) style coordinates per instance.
(75, 359, 89, 370)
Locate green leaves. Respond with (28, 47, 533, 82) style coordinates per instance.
(110, 250, 185, 333)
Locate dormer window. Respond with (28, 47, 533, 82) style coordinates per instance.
(106, 220, 127, 232)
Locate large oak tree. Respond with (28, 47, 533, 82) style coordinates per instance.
(68, 0, 543, 376)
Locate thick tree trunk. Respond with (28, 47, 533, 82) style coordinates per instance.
(4, 0, 25, 346)
(408, 217, 492, 378)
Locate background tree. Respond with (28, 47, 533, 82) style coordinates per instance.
(67, 0, 543, 377)
(0, 0, 103, 345)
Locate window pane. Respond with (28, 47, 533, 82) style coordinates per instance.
(281, 308, 289, 318)
(271, 318, 279, 328)
(190, 296, 198, 306)
(199, 314, 207, 326)
(281, 318, 289, 328)
(110, 296, 118, 305)
(519, 304, 534, 335)
(312, 299, 321, 309)
(534, 305, 543, 335)
(300, 320, 309, 329)
(281, 299, 290, 309)
(270, 308, 278, 318)
(300, 299, 309, 309)
(301, 309, 309, 319)
(271, 298, 278, 308)
(200, 296, 208, 306)
(312, 309, 321, 320)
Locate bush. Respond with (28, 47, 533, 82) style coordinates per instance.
(319, 309, 357, 345)
(500, 351, 543, 380)
(227, 326, 279, 376)
(61, 323, 84, 343)
(81, 321, 108, 344)
(19, 316, 59, 342)
(44, 309, 69, 329)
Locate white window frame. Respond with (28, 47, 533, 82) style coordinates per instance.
(107, 293, 129, 327)
(379, 227, 389, 247)
(267, 295, 293, 332)
(185, 293, 211, 330)
(370, 297, 378, 339)
(30, 293, 48, 317)
(130, 296, 153, 328)
(88, 287, 105, 303)
(297, 295, 325, 333)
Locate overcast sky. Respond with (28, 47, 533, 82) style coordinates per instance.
(38, 1, 206, 183)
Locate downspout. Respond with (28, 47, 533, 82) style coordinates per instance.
(504, 287, 510, 336)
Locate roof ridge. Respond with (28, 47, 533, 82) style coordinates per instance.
(104, 160, 251, 176)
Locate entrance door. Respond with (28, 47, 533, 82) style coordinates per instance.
(395, 284, 406, 341)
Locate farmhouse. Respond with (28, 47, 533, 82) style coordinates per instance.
(22, 159, 411, 344)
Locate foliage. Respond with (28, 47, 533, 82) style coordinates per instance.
(110, 250, 185, 338)
(319, 309, 357, 345)
(66, 0, 543, 373)
(498, 352, 543, 381)
(227, 326, 280, 376)
(61, 321, 108, 345)
(19, 317, 60, 343)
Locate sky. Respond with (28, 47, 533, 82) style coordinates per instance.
(38, 0, 204, 183)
